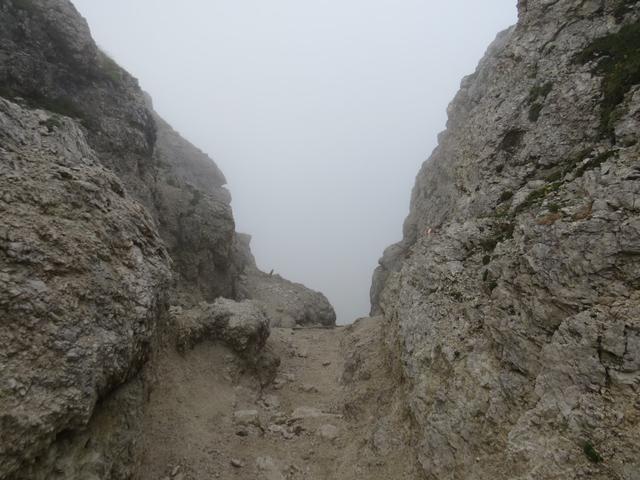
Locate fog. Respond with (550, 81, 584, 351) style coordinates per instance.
(73, 0, 517, 324)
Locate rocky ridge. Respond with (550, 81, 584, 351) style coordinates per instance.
(372, 1, 640, 479)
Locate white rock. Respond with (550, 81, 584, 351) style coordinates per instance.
(317, 424, 339, 441)
(233, 410, 260, 427)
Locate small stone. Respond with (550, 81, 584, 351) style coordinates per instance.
(230, 459, 244, 468)
(233, 410, 260, 427)
(256, 456, 285, 480)
(318, 424, 339, 441)
(171, 465, 181, 476)
(268, 424, 284, 434)
(322, 361, 331, 367)
(299, 384, 319, 393)
(291, 406, 323, 420)
(261, 394, 280, 409)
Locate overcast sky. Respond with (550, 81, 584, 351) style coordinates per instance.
(72, 0, 517, 324)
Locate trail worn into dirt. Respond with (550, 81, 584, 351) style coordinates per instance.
(139, 318, 422, 480)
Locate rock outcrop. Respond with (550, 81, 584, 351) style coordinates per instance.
(0, 0, 246, 304)
(373, 1, 640, 479)
(151, 111, 241, 303)
(0, 1, 334, 478)
(172, 299, 270, 358)
(0, 98, 170, 479)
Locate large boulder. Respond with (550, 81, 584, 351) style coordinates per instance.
(171, 298, 280, 385)
(172, 298, 270, 357)
(0, 98, 170, 478)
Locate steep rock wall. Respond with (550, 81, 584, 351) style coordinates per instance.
(0, 98, 170, 479)
(0, 1, 336, 478)
(374, 1, 640, 478)
(0, 0, 243, 302)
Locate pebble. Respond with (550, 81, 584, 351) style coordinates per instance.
(299, 384, 319, 393)
(230, 459, 244, 468)
(291, 406, 324, 420)
(261, 394, 281, 409)
(318, 424, 339, 441)
(233, 410, 260, 427)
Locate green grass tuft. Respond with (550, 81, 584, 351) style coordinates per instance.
(583, 442, 604, 463)
(98, 50, 124, 83)
(528, 82, 553, 103)
(574, 150, 617, 178)
(499, 190, 514, 203)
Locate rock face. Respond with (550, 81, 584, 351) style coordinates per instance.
(0, 1, 338, 478)
(0, 0, 246, 303)
(152, 111, 241, 302)
(0, 98, 170, 478)
(373, 2, 640, 479)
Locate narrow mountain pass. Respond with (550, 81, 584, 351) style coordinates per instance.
(139, 318, 421, 480)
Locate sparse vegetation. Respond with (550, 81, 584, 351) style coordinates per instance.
(499, 190, 514, 203)
(583, 442, 604, 463)
(575, 21, 640, 140)
(543, 148, 592, 182)
(514, 181, 561, 214)
(574, 150, 617, 178)
(528, 82, 553, 122)
(500, 129, 526, 154)
(41, 116, 63, 132)
(479, 222, 515, 252)
(28, 93, 85, 121)
(613, 0, 636, 23)
(528, 82, 553, 103)
(528, 103, 544, 122)
(98, 50, 124, 84)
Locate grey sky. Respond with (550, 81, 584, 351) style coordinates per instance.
(72, 0, 517, 324)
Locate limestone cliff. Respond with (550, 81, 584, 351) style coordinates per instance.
(0, 0, 334, 478)
(0, 98, 170, 479)
(373, 1, 640, 479)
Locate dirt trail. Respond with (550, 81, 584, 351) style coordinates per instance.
(139, 319, 421, 480)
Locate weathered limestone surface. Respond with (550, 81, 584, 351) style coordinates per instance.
(373, 1, 640, 478)
(0, 98, 170, 479)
